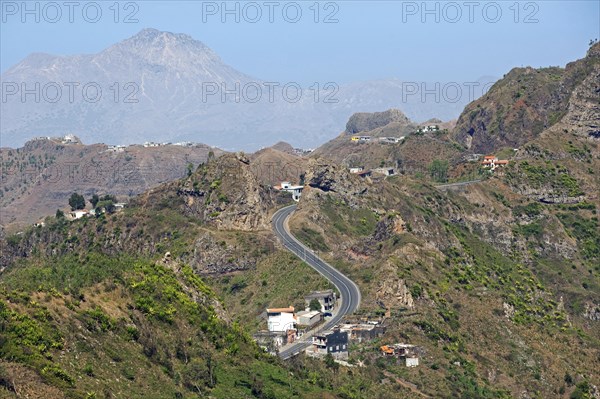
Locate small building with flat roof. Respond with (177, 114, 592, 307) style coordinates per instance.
(304, 290, 336, 313)
(310, 327, 348, 359)
(296, 310, 322, 328)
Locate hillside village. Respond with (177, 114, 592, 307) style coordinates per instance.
(28, 134, 214, 151)
(253, 289, 421, 367)
(0, 38, 598, 399)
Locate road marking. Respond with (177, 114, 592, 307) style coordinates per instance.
(272, 205, 361, 359)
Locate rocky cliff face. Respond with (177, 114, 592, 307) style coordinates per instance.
(191, 232, 256, 274)
(561, 63, 600, 139)
(304, 159, 369, 203)
(173, 153, 277, 231)
(345, 109, 412, 135)
(453, 43, 600, 153)
(0, 152, 281, 270)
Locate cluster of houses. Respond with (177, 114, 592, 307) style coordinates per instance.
(273, 181, 304, 201)
(417, 125, 440, 133)
(254, 289, 408, 363)
(142, 141, 202, 148)
(349, 125, 440, 143)
(32, 202, 127, 228)
(68, 202, 126, 220)
(32, 134, 80, 145)
(106, 145, 126, 153)
(293, 147, 314, 156)
(350, 136, 405, 144)
(349, 167, 396, 178)
(481, 155, 509, 171)
(306, 319, 391, 360)
(254, 290, 337, 354)
(380, 343, 423, 367)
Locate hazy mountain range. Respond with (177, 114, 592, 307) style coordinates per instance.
(1, 28, 497, 151)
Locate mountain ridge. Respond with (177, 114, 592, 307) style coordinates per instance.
(1, 28, 494, 151)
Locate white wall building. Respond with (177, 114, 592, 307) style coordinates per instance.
(277, 182, 303, 201)
(373, 167, 395, 176)
(267, 306, 296, 333)
(70, 210, 89, 220)
(296, 310, 322, 327)
(406, 357, 419, 367)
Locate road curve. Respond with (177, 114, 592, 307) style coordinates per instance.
(272, 204, 361, 359)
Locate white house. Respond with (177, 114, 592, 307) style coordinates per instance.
(378, 137, 404, 144)
(267, 306, 296, 333)
(481, 155, 509, 171)
(107, 145, 125, 153)
(349, 167, 364, 174)
(420, 125, 439, 133)
(62, 134, 78, 144)
(276, 182, 304, 201)
(373, 167, 395, 176)
(70, 210, 89, 220)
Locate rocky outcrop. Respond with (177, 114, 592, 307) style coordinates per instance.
(345, 109, 411, 135)
(376, 278, 414, 310)
(191, 233, 255, 275)
(305, 159, 369, 205)
(583, 303, 600, 321)
(178, 153, 277, 231)
(452, 42, 600, 153)
(561, 64, 600, 139)
(373, 214, 407, 241)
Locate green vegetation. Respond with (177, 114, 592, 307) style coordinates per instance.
(557, 212, 600, 260)
(512, 202, 543, 218)
(90, 193, 100, 208)
(68, 192, 85, 210)
(293, 226, 330, 252)
(506, 161, 584, 197)
(309, 298, 321, 311)
(0, 251, 335, 398)
(95, 194, 117, 214)
(429, 159, 449, 183)
(320, 195, 378, 237)
(211, 251, 332, 331)
(444, 224, 566, 327)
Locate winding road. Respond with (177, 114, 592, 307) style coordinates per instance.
(271, 204, 361, 359)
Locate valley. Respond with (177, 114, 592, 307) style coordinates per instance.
(0, 27, 598, 399)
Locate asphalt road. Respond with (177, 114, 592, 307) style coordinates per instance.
(434, 179, 482, 189)
(272, 204, 361, 359)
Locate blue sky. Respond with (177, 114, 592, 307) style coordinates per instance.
(1, 1, 599, 85)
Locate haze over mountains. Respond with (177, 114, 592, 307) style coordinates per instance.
(1, 28, 495, 151)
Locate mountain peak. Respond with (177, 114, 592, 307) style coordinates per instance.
(106, 28, 219, 65)
(587, 41, 600, 58)
(131, 28, 195, 44)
